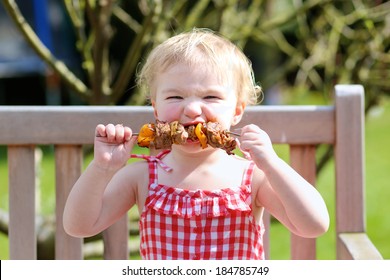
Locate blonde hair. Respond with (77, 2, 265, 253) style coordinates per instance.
(137, 28, 262, 106)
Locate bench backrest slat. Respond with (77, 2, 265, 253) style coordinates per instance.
(0, 106, 334, 145)
(54, 145, 84, 259)
(289, 145, 317, 259)
(8, 146, 36, 259)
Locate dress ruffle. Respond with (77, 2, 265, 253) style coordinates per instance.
(143, 183, 252, 218)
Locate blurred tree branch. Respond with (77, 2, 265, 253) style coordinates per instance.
(3, 0, 389, 107)
(2, 0, 89, 100)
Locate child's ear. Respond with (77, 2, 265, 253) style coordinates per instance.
(232, 103, 245, 126)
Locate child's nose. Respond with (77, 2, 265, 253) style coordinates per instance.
(184, 100, 203, 119)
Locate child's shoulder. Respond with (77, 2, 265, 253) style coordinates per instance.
(127, 157, 150, 169)
(215, 154, 254, 176)
(118, 157, 150, 178)
(227, 154, 252, 166)
(226, 155, 265, 184)
(114, 159, 150, 192)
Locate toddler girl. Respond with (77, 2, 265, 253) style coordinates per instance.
(63, 28, 329, 260)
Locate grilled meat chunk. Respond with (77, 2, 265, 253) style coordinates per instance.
(151, 121, 172, 150)
(170, 121, 188, 145)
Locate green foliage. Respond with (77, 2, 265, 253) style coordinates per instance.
(2, 0, 389, 107)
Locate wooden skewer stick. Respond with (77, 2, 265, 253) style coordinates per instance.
(97, 132, 240, 137)
(97, 129, 240, 138)
(96, 133, 138, 137)
(226, 131, 241, 137)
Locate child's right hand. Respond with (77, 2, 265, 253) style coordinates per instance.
(93, 124, 137, 171)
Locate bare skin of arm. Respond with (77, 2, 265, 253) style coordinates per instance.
(63, 124, 139, 237)
(239, 124, 329, 238)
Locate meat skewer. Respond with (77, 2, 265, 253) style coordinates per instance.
(133, 131, 240, 137)
(137, 121, 238, 154)
(96, 121, 239, 154)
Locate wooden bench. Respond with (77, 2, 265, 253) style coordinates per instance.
(0, 84, 383, 260)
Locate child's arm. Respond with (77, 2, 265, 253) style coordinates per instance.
(63, 124, 138, 237)
(239, 124, 330, 238)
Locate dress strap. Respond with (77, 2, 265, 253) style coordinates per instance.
(240, 161, 255, 206)
(130, 150, 173, 172)
(242, 161, 255, 186)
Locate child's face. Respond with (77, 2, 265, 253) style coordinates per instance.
(151, 62, 244, 130)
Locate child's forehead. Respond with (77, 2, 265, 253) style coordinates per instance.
(150, 61, 237, 100)
(163, 47, 237, 76)
(159, 60, 235, 86)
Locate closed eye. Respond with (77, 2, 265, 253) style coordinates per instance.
(204, 95, 221, 100)
(166, 95, 183, 100)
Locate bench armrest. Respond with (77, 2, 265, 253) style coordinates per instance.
(338, 233, 383, 260)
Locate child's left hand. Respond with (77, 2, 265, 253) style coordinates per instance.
(237, 124, 278, 166)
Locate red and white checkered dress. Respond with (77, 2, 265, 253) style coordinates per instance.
(131, 150, 265, 260)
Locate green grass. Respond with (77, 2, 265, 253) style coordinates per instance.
(365, 102, 390, 258)
(0, 99, 389, 259)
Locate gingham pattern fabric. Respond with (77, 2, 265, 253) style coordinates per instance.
(132, 150, 265, 260)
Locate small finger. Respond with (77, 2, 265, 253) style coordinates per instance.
(115, 124, 125, 143)
(95, 124, 106, 137)
(236, 139, 252, 160)
(105, 124, 116, 141)
(123, 126, 133, 141)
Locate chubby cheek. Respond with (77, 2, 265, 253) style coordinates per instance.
(153, 103, 182, 123)
(213, 106, 242, 128)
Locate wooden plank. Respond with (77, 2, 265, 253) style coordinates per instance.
(338, 233, 383, 260)
(103, 215, 129, 259)
(289, 145, 317, 259)
(8, 146, 36, 259)
(55, 145, 84, 259)
(0, 106, 155, 145)
(0, 105, 334, 145)
(335, 85, 365, 239)
(242, 106, 335, 144)
(335, 85, 366, 259)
